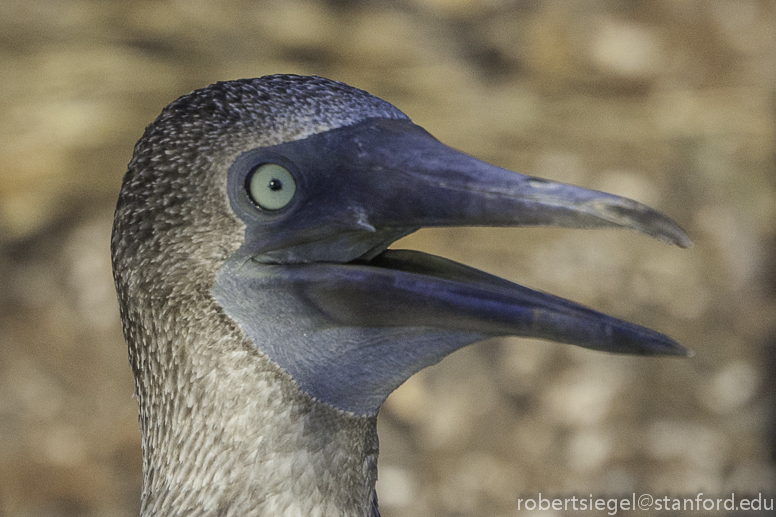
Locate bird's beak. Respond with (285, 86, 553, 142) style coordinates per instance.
(217, 118, 691, 415)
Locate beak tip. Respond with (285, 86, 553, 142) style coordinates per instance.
(672, 230, 694, 249)
(660, 339, 693, 358)
(645, 213, 692, 249)
(644, 219, 691, 249)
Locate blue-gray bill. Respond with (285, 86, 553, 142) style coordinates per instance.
(215, 117, 692, 416)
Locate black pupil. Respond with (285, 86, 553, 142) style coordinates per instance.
(268, 178, 283, 191)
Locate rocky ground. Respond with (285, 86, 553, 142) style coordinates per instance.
(0, 1, 774, 516)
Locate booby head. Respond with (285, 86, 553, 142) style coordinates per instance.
(112, 74, 690, 515)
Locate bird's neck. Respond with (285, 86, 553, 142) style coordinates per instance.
(129, 300, 379, 516)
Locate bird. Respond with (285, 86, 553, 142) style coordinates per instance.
(111, 74, 691, 516)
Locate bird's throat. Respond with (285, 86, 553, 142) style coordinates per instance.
(131, 306, 380, 516)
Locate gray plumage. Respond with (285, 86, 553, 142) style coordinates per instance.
(112, 75, 690, 516)
(113, 76, 393, 515)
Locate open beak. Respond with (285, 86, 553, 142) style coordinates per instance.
(218, 118, 692, 415)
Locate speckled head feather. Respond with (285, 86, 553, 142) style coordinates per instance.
(156, 75, 407, 150)
(114, 75, 407, 290)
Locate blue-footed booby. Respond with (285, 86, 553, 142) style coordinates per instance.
(111, 74, 691, 516)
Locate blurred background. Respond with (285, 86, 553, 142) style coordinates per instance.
(0, 0, 774, 515)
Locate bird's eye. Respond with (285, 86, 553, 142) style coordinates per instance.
(247, 164, 297, 210)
